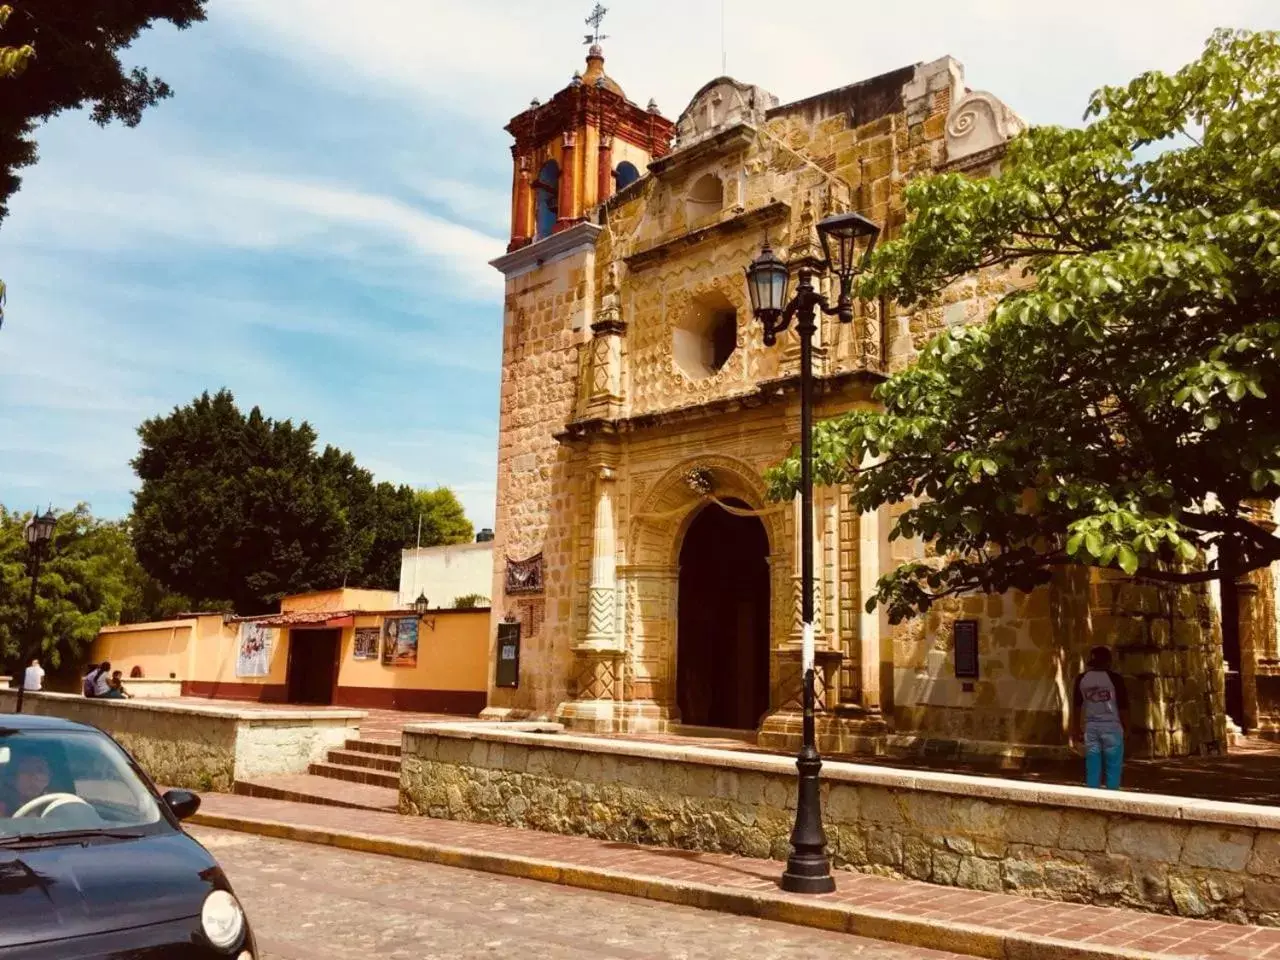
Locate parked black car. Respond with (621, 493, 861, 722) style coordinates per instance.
(0, 714, 256, 958)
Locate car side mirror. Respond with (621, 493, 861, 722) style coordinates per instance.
(162, 789, 201, 822)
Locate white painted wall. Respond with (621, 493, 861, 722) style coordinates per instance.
(398, 542, 494, 609)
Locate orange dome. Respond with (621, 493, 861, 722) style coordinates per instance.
(582, 45, 624, 97)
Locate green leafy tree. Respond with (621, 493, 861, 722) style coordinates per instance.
(0, 505, 139, 673)
(131, 390, 476, 611)
(768, 29, 1280, 638)
(0, 0, 207, 225)
(413, 487, 474, 546)
(452, 594, 488, 609)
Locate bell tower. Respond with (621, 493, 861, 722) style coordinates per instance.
(503, 14, 675, 251)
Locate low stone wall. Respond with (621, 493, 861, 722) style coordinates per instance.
(120, 678, 183, 699)
(401, 722, 1280, 925)
(1, 691, 363, 792)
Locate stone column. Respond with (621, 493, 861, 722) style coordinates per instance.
(556, 132, 577, 232)
(858, 497, 882, 713)
(510, 153, 532, 250)
(585, 466, 618, 647)
(597, 136, 613, 206)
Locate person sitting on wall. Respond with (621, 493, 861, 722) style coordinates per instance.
(103, 671, 133, 700)
(129, 665, 144, 679)
(82, 661, 111, 698)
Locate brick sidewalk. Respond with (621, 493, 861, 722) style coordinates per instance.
(188, 790, 1280, 960)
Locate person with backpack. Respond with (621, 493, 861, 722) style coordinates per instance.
(82, 661, 112, 698)
(1071, 645, 1130, 790)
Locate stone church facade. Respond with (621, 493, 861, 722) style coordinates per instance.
(483, 44, 1279, 760)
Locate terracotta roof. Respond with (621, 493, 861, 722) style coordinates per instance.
(236, 610, 356, 628)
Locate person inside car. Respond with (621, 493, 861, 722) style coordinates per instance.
(0, 752, 53, 817)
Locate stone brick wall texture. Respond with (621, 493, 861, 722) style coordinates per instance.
(0, 692, 361, 792)
(401, 729, 1280, 925)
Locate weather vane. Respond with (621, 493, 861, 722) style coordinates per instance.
(584, 3, 609, 46)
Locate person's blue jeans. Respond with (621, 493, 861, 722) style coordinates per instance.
(1084, 723, 1124, 789)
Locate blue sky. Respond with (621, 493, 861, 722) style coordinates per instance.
(1, 0, 1278, 531)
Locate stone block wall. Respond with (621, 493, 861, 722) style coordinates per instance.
(401, 723, 1280, 925)
(0, 691, 362, 792)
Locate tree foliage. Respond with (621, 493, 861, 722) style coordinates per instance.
(767, 29, 1280, 624)
(0, 504, 150, 671)
(0, 0, 207, 225)
(131, 390, 474, 613)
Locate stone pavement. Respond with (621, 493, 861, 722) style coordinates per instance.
(188, 790, 1280, 960)
(195, 825, 967, 960)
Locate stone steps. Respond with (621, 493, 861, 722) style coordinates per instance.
(307, 761, 400, 790)
(325, 748, 402, 772)
(345, 738, 401, 758)
(232, 774, 398, 813)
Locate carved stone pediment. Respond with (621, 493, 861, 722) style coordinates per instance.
(945, 90, 1026, 165)
(674, 77, 779, 151)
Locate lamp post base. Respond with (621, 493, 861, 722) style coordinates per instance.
(781, 864, 837, 894)
(780, 746, 836, 894)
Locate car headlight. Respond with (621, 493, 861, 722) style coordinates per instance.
(201, 890, 245, 950)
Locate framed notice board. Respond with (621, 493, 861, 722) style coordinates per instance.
(953, 620, 979, 679)
(495, 620, 522, 688)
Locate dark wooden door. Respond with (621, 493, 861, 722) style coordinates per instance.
(286, 628, 340, 705)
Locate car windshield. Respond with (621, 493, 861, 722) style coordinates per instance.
(0, 728, 164, 838)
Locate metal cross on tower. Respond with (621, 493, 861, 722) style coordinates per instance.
(584, 3, 609, 46)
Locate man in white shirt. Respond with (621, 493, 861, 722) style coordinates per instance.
(22, 658, 44, 691)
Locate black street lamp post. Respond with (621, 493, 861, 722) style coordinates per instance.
(744, 211, 880, 894)
(15, 508, 56, 714)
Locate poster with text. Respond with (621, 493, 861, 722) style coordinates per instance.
(381, 617, 418, 667)
(235, 622, 273, 678)
(353, 627, 380, 660)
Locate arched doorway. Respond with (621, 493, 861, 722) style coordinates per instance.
(676, 501, 771, 730)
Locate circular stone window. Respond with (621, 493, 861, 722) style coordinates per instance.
(673, 291, 738, 380)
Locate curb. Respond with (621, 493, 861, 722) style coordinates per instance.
(190, 811, 1177, 960)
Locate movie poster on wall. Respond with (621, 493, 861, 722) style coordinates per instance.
(381, 617, 419, 667)
(353, 627, 380, 661)
(235, 622, 274, 678)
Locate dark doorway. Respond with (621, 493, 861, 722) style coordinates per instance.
(677, 501, 771, 730)
(286, 628, 340, 705)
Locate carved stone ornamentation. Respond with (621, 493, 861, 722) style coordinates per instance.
(673, 78, 779, 151)
(684, 467, 714, 497)
(945, 91, 1026, 165)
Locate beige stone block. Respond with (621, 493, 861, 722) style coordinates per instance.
(1059, 812, 1108, 852)
(858, 788, 905, 825)
(932, 848, 961, 884)
(1249, 833, 1280, 876)
(956, 856, 1002, 892)
(900, 792, 952, 831)
(1169, 876, 1210, 917)
(1182, 826, 1255, 872)
(1108, 820, 1187, 864)
(1247, 879, 1280, 913)
(826, 785, 859, 823)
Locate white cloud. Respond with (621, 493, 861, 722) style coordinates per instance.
(13, 155, 505, 300)
(217, 0, 1280, 131)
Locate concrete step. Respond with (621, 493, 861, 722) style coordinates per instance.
(232, 775, 398, 813)
(308, 761, 400, 790)
(325, 748, 402, 772)
(344, 738, 401, 758)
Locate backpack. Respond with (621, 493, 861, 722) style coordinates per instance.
(83, 670, 99, 697)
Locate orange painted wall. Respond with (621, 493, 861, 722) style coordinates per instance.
(92, 620, 196, 680)
(336, 611, 489, 693)
(280, 589, 397, 613)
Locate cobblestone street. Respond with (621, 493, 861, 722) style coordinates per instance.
(192, 827, 967, 960)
